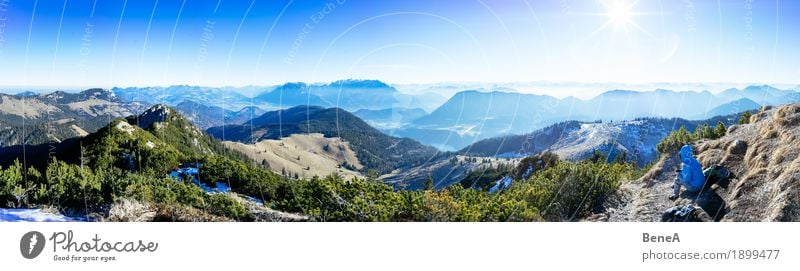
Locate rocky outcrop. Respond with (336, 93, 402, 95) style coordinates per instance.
(136, 104, 172, 130)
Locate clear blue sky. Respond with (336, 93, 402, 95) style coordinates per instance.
(0, 0, 797, 88)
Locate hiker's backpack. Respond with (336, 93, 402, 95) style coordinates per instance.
(702, 164, 735, 185)
(661, 205, 699, 222)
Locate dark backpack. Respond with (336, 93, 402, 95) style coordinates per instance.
(661, 205, 699, 222)
(702, 164, 735, 185)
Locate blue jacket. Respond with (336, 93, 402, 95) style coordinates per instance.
(679, 145, 705, 192)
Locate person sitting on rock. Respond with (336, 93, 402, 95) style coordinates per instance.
(670, 144, 705, 200)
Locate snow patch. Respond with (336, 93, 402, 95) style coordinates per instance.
(0, 208, 88, 222)
(169, 165, 231, 193)
(489, 176, 513, 193)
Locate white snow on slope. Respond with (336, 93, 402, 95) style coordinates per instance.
(546, 120, 670, 165)
(0, 208, 88, 222)
(489, 176, 513, 193)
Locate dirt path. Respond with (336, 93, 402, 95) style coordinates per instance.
(599, 157, 678, 222)
(600, 155, 727, 222)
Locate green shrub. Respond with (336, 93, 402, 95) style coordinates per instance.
(508, 161, 632, 221)
(459, 166, 509, 191)
(513, 152, 559, 180)
(656, 126, 694, 155)
(205, 193, 253, 221)
(657, 122, 727, 156)
(198, 155, 281, 202)
(0, 161, 25, 207)
(299, 176, 404, 221)
(44, 159, 104, 210)
(738, 111, 752, 124)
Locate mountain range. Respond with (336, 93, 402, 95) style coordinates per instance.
(0, 88, 146, 147)
(392, 85, 799, 150)
(1, 82, 794, 184)
(4, 82, 793, 149)
(707, 98, 761, 117)
(113, 80, 449, 114)
(253, 80, 400, 111)
(110, 81, 799, 153)
(112, 85, 257, 111)
(174, 100, 265, 129)
(2, 83, 797, 222)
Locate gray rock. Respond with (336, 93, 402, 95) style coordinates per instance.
(728, 140, 748, 155)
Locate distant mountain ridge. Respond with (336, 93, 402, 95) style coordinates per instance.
(113, 85, 258, 111)
(394, 85, 799, 150)
(707, 98, 761, 117)
(253, 79, 400, 111)
(174, 100, 265, 129)
(112, 80, 404, 112)
(394, 90, 588, 150)
(113, 80, 447, 115)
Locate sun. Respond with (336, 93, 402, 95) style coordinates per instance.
(607, 1, 634, 26)
(594, 0, 648, 36)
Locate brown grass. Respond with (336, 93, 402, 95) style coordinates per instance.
(620, 103, 800, 221)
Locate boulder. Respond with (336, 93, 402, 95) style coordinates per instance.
(727, 140, 748, 155)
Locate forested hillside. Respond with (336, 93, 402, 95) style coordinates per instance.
(207, 105, 443, 174)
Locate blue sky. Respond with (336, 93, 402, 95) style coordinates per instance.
(0, 0, 797, 89)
